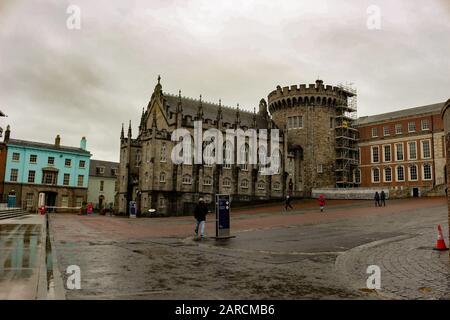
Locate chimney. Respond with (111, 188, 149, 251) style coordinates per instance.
(80, 137, 87, 150)
(55, 135, 61, 147)
(4, 125, 10, 142)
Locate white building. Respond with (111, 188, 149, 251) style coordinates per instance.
(87, 159, 119, 211)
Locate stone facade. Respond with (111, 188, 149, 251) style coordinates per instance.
(117, 78, 357, 216)
(268, 80, 358, 192)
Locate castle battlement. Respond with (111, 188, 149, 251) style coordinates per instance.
(268, 80, 351, 101)
(267, 80, 355, 113)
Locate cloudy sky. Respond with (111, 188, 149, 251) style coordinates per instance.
(0, 0, 449, 162)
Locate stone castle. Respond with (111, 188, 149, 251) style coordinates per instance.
(117, 77, 359, 215)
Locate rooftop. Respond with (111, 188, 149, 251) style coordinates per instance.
(7, 138, 90, 155)
(89, 159, 119, 178)
(164, 93, 268, 129)
(356, 102, 445, 126)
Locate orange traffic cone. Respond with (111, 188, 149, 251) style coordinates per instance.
(434, 225, 449, 251)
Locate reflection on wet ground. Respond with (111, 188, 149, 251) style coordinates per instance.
(0, 224, 42, 282)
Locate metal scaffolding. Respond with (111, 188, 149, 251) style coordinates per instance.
(335, 83, 359, 188)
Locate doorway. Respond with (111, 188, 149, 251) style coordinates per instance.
(412, 188, 419, 198)
(45, 192, 57, 212)
(99, 195, 105, 210)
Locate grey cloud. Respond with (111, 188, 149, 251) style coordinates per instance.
(0, 0, 448, 162)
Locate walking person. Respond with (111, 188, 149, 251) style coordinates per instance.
(318, 194, 326, 212)
(284, 195, 294, 211)
(380, 190, 386, 207)
(194, 198, 208, 240)
(374, 192, 380, 207)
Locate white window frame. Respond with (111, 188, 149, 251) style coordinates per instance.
(61, 196, 69, 208)
(257, 181, 265, 190)
(409, 165, 418, 181)
(223, 178, 231, 188)
(182, 175, 192, 185)
(355, 169, 361, 184)
(288, 116, 303, 129)
(421, 140, 431, 159)
(203, 176, 212, 186)
(396, 166, 405, 182)
(159, 172, 166, 183)
(26, 193, 34, 208)
(372, 168, 380, 183)
(383, 126, 390, 136)
(383, 145, 391, 162)
(384, 167, 392, 182)
(10, 168, 19, 182)
(371, 146, 380, 163)
(28, 170, 36, 183)
(371, 127, 378, 138)
(422, 164, 432, 181)
(408, 121, 416, 133)
(240, 179, 249, 189)
(395, 143, 404, 161)
(77, 175, 84, 187)
(421, 119, 430, 131)
(317, 164, 323, 173)
(395, 124, 402, 135)
(63, 173, 70, 186)
(407, 141, 417, 160)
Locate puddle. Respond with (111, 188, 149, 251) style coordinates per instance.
(45, 215, 55, 299)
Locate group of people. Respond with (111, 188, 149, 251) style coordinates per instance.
(285, 194, 326, 212)
(374, 191, 387, 207)
(193, 194, 329, 240)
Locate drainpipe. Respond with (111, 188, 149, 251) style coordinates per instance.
(431, 115, 436, 188)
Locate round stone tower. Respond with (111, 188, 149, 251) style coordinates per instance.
(268, 79, 357, 196)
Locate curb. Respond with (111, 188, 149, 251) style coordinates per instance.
(47, 214, 67, 300)
(334, 234, 417, 300)
(36, 215, 48, 300)
(36, 214, 66, 300)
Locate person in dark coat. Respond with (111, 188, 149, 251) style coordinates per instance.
(284, 195, 293, 211)
(194, 198, 209, 240)
(380, 191, 386, 207)
(374, 192, 380, 207)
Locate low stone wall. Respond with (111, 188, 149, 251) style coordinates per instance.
(311, 188, 390, 200)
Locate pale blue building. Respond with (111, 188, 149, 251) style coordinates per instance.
(3, 127, 91, 211)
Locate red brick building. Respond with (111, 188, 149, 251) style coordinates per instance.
(356, 102, 446, 197)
